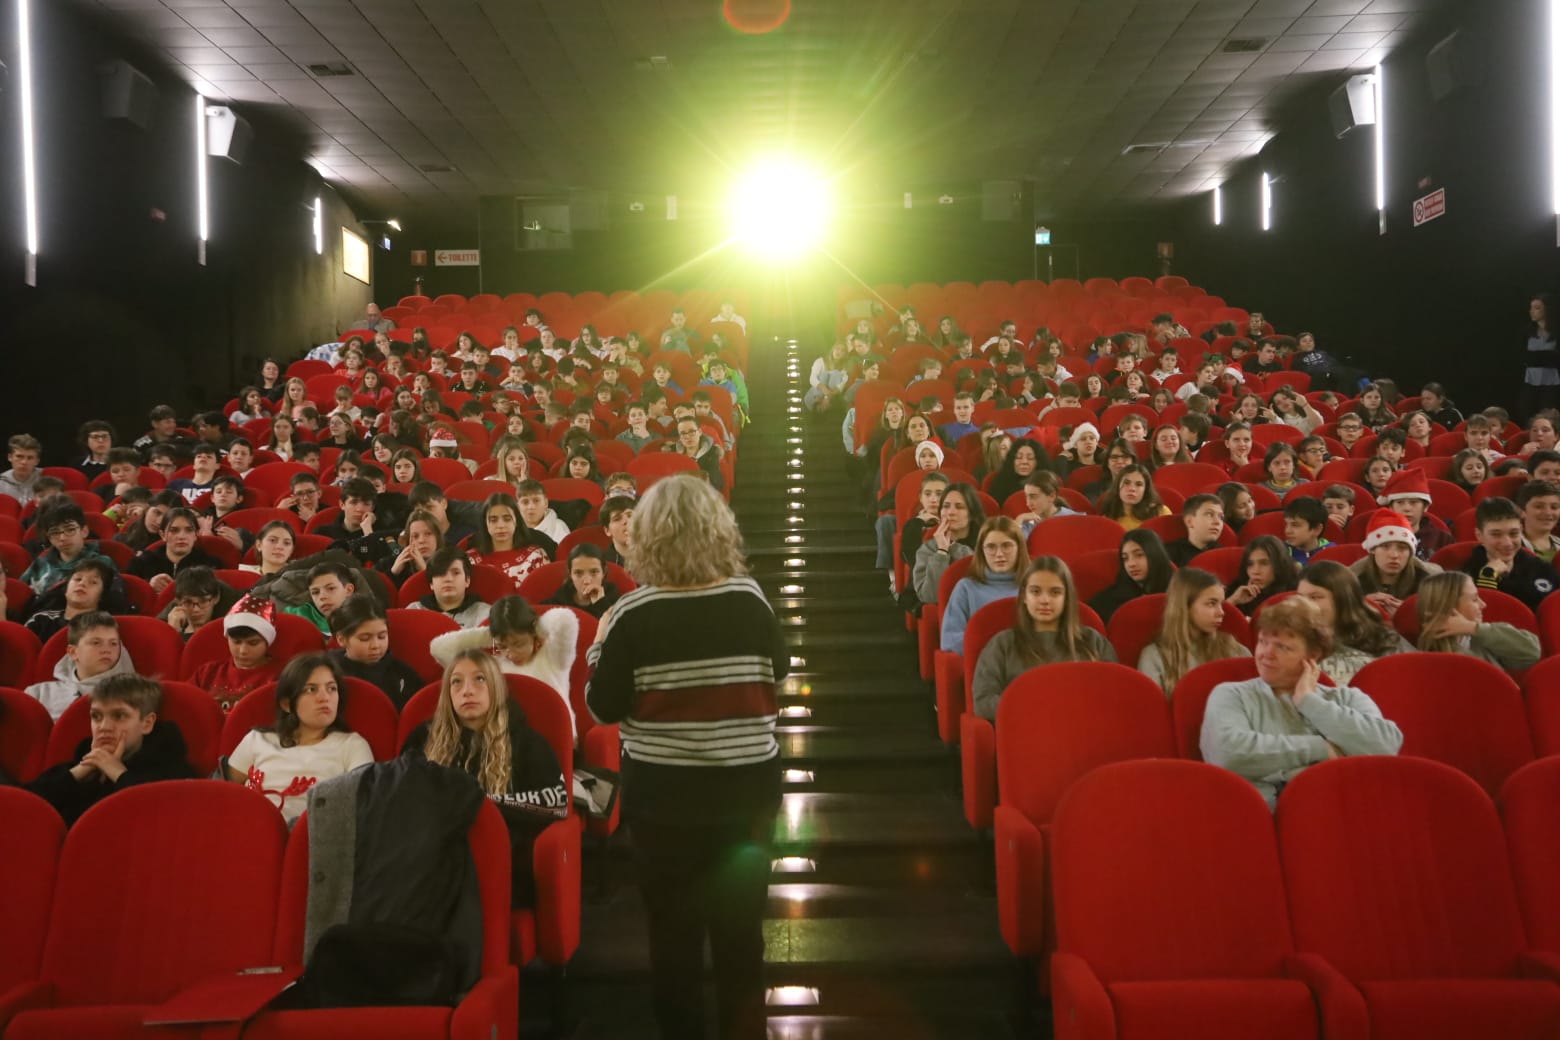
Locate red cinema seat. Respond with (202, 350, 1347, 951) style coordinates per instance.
(1051, 761, 1322, 1040)
(45, 680, 225, 776)
(1027, 514, 1125, 562)
(1187, 545, 1245, 585)
(1522, 656, 1560, 757)
(398, 675, 581, 968)
(218, 507, 303, 535)
(0, 687, 54, 783)
(1502, 757, 1560, 957)
(0, 782, 288, 1039)
(1168, 656, 1260, 759)
(555, 525, 610, 562)
(242, 801, 516, 1040)
(33, 614, 186, 685)
(398, 563, 511, 608)
(993, 664, 1175, 961)
(419, 457, 474, 489)
(218, 678, 401, 763)
(1278, 757, 1560, 1040)
(1152, 463, 1232, 498)
(1538, 593, 1560, 658)
(178, 612, 326, 681)
(385, 607, 460, 684)
(1238, 510, 1289, 544)
(445, 479, 515, 503)
(1352, 653, 1535, 797)
(0, 788, 64, 1021)
(0, 621, 42, 688)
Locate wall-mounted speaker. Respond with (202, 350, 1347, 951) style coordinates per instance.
(1327, 74, 1376, 139)
(205, 106, 252, 164)
(99, 60, 157, 128)
(1426, 29, 1485, 102)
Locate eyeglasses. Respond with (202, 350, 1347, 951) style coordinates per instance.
(46, 523, 82, 538)
(173, 594, 217, 609)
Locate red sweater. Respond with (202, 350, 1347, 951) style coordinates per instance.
(189, 658, 284, 713)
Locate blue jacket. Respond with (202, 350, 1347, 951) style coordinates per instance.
(941, 570, 1019, 655)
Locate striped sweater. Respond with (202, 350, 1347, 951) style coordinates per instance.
(586, 576, 787, 824)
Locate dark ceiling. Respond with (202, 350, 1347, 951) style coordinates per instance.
(74, 0, 1451, 228)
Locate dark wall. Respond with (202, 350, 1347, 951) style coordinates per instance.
(0, 2, 372, 461)
(1167, 0, 1560, 414)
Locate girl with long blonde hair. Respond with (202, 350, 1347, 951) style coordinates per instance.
(1414, 571, 1540, 672)
(1138, 567, 1250, 694)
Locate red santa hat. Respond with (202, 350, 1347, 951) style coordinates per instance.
(224, 593, 277, 646)
(1377, 466, 1432, 506)
(1362, 509, 1418, 553)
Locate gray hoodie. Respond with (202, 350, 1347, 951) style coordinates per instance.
(26, 647, 139, 721)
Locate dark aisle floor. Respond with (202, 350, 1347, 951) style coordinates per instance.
(543, 335, 1038, 1039)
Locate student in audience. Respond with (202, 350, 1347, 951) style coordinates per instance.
(1271, 387, 1324, 433)
(513, 479, 570, 546)
(115, 489, 179, 551)
(159, 566, 240, 638)
(1371, 467, 1451, 559)
(20, 500, 116, 596)
(1296, 560, 1413, 683)
(939, 393, 979, 445)
(1137, 567, 1251, 694)
(1462, 495, 1560, 610)
(805, 340, 852, 412)
(1353, 382, 1396, 431)
(275, 471, 324, 525)
(1415, 571, 1541, 672)
(24, 558, 125, 642)
(1418, 381, 1463, 428)
(1282, 497, 1332, 565)
(1350, 509, 1443, 617)
(988, 439, 1046, 504)
(431, 594, 577, 729)
(225, 652, 374, 823)
(405, 545, 490, 626)
(188, 594, 283, 712)
(1217, 422, 1255, 477)
(27, 611, 137, 720)
(543, 543, 621, 619)
(26, 675, 196, 825)
(599, 496, 633, 568)
(1463, 414, 1505, 463)
(1200, 596, 1403, 810)
(666, 415, 726, 492)
(327, 594, 422, 710)
(1214, 482, 1256, 534)
(127, 507, 224, 593)
(585, 475, 786, 1040)
(1090, 529, 1174, 623)
(1529, 449, 1560, 482)
(1226, 535, 1300, 616)
(1315, 484, 1352, 533)
(402, 648, 569, 906)
(313, 477, 399, 569)
(1096, 463, 1169, 530)
(1054, 422, 1103, 475)
(972, 556, 1117, 721)
(1517, 479, 1560, 562)
(940, 517, 1027, 655)
(469, 491, 554, 592)
(239, 520, 297, 577)
(1447, 447, 1490, 495)
(283, 561, 358, 635)
(0, 433, 42, 505)
(1332, 412, 1367, 455)
(1013, 470, 1078, 536)
(1259, 442, 1302, 495)
(1147, 425, 1192, 469)
(912, 482, 985, 604)
(74, 420, 116, 483)
(1165, 493, 1225, 567)
(1521, 411, 1560, 457)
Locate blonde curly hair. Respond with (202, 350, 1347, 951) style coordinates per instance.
(627, 474, 746, 587)
(422, 649, 512, 795)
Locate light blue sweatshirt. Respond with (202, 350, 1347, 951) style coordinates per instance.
(940, 571, 1019, 654)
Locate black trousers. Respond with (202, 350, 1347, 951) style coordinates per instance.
(630, 810, 776, 1040)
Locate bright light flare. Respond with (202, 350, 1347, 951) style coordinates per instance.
(1373, 64, 1386, 216)
(19, 0, 38, 271)
(728, 159, 831, 260)
(1212, 184, 1222, 226)
(1261, 172, 1273, 232)
(1552, 0, 1560, 216)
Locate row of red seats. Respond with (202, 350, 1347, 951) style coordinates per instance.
(1045, 754, 1560, 1040)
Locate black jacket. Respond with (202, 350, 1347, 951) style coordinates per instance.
(25, 721, 196, 825)
(127, 546, 225, 581)
(543, 580, 621, 619)
(331, 649, 425, 711)
(1462, 546, 1560, 612)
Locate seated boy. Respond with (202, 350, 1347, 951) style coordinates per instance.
(1463, 415, 1505, 464)
(1373, 427, 1407, 468)
(188, 594, 283, 712)
(691, 390, 734, 451)
(225, 437, 255, 478)
(1282, 497, 1332, 565)
(603, 472, 636, 501)
(282, 561, 358, 636)
(24, 475, 67, 518)
(407, 546, 492, 627)
(940, 392, 978, 445)
(295, 442, 323, 471)
(26, 611, 137, 720)
(20, 501, 117, 596)
(1333, 413, 1366, 454)
(1517, 479, 1560, 562)
(407, 481, 480, 546)
(1321, 484, 1355, 532)
(25, 674, 197, 825)
(1177, 412, 1211, 454)
(159, 565, 240, 638)
(1166, 494, 1226, 567)
(1297, 435, 1329, 477)
(127, 507, 224, 593)
(515, 479, 572, 544)
(277, 471, 324, 522)
(1464, 496, 1560, 610)
(1377, 468, 1452, 560)
(1528, 449, 1560, 484)
(0, 433, 43, 506)
(600, 496, 633, 567)
(25, 558, 121, 642)
(97, 447, 145, 505)
(315, 477, 399, 568)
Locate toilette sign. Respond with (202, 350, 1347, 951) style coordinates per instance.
(435, 249, 481, 266)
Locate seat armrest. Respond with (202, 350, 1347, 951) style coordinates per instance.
(450, 965, 519, 1040)
(993, 806, 1046, 956)
(960, 714, 996, 830)
(0, 981, 52, 1031)
(1049, 952, 1113, 1040)
(1283, 951, 1368, 1040)
(531, 815, 583, 965)
(933, 650, 962, 744)
(143, 967, 303, 1026)
(1519, 950, 1560, 984)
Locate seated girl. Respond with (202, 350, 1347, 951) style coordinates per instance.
(1226, 534, 1300, 616)
(1260, 442, 1302, 495)
(387, 508, 447, 587)
(940, 517, 1027, 655)
(1296, 560, 1413, 684)
(1216, 482, 1257, 533)
(1147, 425, 1192, 470)
(972, 556, 1117, 721)
(1089, 529, 1175, 623)
(1053, 422, 1101, 476)
(327, 595, 424, 710)
(1137, 567, 1251, 694)
(543, 543, 621, 619)
(431, 595, 579, 734)
(466, 492, 552, 592)
(1096, 463, 1170, 531)
(402, 650, 569, 906)
(1350, 510, 1442, 617)
(224, 652, 374, 823)
(911, 482, 986, 605)
(1414, 571, 1541, 673)
(1014, 470, 1079, 537)
(239, 519, 296, 576)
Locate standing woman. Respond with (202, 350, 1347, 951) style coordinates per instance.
(587, 475, 788, 1040)
(1521, 292, 1559, 421)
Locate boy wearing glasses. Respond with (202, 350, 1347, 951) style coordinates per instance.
(20, 501, 117, 596)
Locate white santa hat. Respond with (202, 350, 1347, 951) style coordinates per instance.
(915, 440, 946, 466)
(1362, 509, 1418, 553)
(224, 593, 277, 646)
(1064, 422, 1100, 452)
